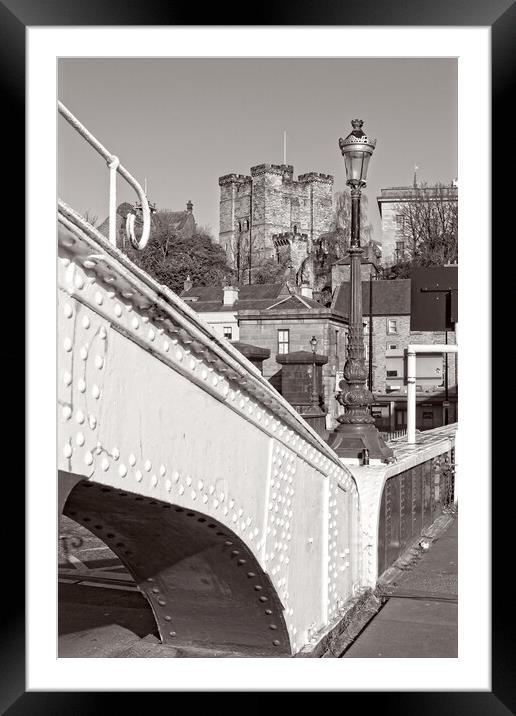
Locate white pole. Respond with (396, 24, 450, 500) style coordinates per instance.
(407, 348, 417, 443)
(108, 155, 120, 247)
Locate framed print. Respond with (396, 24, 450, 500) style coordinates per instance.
(3, 0, 511, 709)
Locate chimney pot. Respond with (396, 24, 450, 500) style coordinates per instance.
(223, 285, 239, 306)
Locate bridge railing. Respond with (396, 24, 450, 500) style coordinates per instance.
(58, 101, 151, 250)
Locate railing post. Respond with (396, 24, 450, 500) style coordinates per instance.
(107, 155, 120, 247)
(407, 348, 417, 443)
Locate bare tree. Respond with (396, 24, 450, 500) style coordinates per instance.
(393, 182, 458, 266)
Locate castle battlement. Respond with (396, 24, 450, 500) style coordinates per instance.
(298, 172, 334, 185)
(250, 163, 294, 178)
(218, 173, 252, 186)
(273, 231, 309, 247)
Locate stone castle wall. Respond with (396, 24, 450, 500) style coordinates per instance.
(219, 165, 334, 267)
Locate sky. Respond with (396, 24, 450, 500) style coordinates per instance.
(58, 58, 457, 241)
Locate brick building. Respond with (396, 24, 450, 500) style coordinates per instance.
(98, 200, 196, 251)
(218, 164, 334, 272)
(331, 278, 457, 431)
(376, 184, 458, 267)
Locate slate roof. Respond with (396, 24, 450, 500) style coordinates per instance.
(181, 283, 292, 313)
(332, 279, 411, 317)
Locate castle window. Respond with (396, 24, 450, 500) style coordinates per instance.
(223, 326, 233, 340)
(278, 329, 290, 355)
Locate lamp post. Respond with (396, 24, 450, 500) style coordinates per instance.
(328, 120, 393, 462)
(309, 336, 318, 408)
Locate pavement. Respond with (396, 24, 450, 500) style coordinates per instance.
(342, 514, 458, 658)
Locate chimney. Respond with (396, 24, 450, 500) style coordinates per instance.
(301, 282, 313, 300)
(183, 274, 193, 292)
(186, 200, 193, 212)
(223, 285, 239, 306)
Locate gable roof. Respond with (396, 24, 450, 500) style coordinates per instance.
(181, 283, 292, 312)
(332, 279, 411, 317)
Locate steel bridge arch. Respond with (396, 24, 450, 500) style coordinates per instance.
(62, 474, 291, 655)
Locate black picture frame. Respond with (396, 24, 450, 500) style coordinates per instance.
(6, 0, 510, 711)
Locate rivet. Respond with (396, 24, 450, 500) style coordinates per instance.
(165, 479, 172, 492)
(78, 378, 86, 393)
(74, 273, 84, 290)
(95, 355, 104, 370)
(119, 464, 127, 477)
(158, 599, 166, 606)
(144, 460, 152, 472)
(224, 541, 233, 547)
(112, 447, 120, 460)
(164, 615, 172, 621)
(273, 639, 281, 646)
(99, 326, 107, 339)
(129, 454, 136, 466)
(197, 480, 204, 490)
(92, 385, 100, 399)
(213, 499, 219, 509)
(63, 443, 72, 458)
(82, 315, 90, 329)
(114, 304, 122, 317)
(191, 490, 197, 500)
(265, 609, 272, 615)
(254, 585, 262, 591)
(148, 329, 155, 341)
(178, 485, 184, 495)
(76, 432, 85, 447)
(269, 624, 278, 630)
(247, 572, 256, 578)
(173, 471, 180, 483)
(80, 346, 88, 361)
(169, 631, 176, 637)
(84, 451, 93, 466)
(151, 475, 158, 487)
(237, 559, 246, 566)
(101, 458, 109, 471)
(132, 317, 139, 330)
(135, 470, 143, 482)
(95, 292, 103, 305)
(64, 303, 73, 318)
(259, 596, 268, 602)
(62, 405, 72, 420)
(231, 550, 240, 557)
(160, 465, 166, 476)
(186, 475, 192, 486)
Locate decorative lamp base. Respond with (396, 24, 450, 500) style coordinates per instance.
(327, 423, 394, 462)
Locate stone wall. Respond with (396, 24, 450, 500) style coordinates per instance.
(238, 315, 348, 424)
(219, 165, 334, 267)
(367, 314, 457, 394)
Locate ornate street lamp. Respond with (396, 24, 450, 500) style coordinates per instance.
(328, 120, 394, 462)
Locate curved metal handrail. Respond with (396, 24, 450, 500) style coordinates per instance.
(58, 101, 150, 250)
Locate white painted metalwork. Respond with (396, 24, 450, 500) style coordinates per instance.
(58, 101, 151, 250)
(406, 344, 459, 443)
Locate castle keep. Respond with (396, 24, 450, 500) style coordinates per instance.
(218, 164, 334, 274)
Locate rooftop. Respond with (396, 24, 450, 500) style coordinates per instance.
(332, 279, 411, 317)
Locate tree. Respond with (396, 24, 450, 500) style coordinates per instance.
(125, 211, 234, 294)
(393, 182, 458, 268)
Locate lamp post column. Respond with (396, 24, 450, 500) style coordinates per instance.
(328, 119, 393, 462)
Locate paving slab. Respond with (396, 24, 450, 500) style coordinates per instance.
(342, 515, 458, 658)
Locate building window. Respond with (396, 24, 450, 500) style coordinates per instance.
(395, 214, 404, 230)
(223, 326, 233, 340)
(386, 370, 398, 378)
(386, 342, 398, 350)
(387, 319, 398, 334)
(278, 329, 290, 355)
